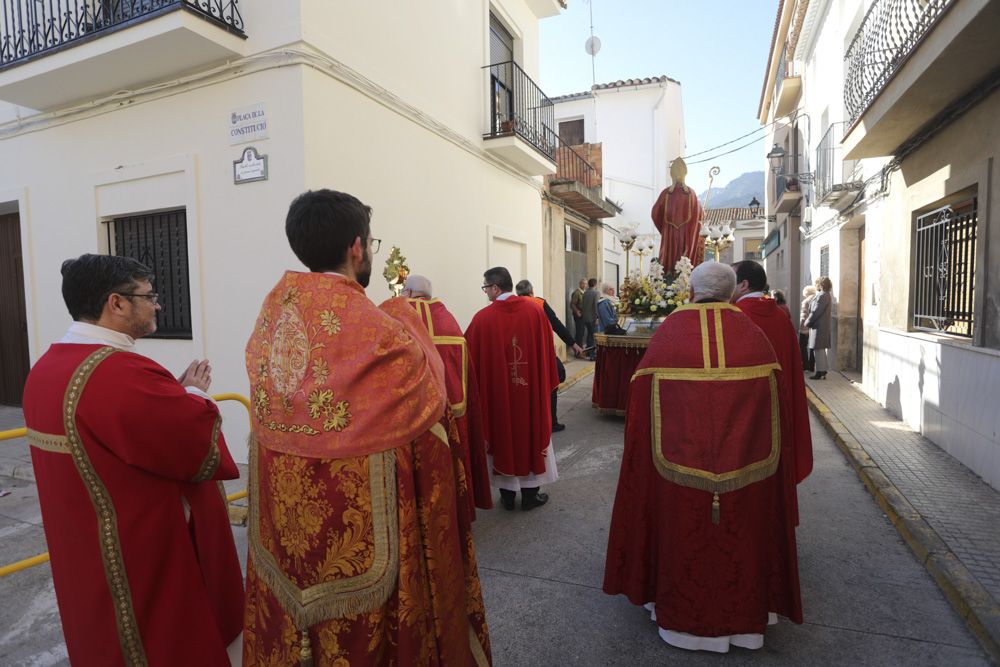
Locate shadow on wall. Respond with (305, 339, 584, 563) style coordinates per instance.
(885, 375, 902, 420)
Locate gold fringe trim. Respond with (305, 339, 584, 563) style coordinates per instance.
(26, 429, 70, 454)
(248, 436, 399, 630)
(63, 346, 148, 666)
(594, 333, 653, 350)
(649, 373, 781, 495)
(190, 416, 222, 482)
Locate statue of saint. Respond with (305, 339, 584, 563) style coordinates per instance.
(651, 157, 705, 272)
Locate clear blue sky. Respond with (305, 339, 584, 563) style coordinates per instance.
(540, 0, 777, 196)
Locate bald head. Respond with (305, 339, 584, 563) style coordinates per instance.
(689, 262, 736, 303)
(403, 274, 432, 298)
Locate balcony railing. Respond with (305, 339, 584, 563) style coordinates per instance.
(844, 0, 952, 126)
(815, 122, 861, 203)
(0, 0, 245, 69)
(554, 141, 598, 189)
(483, 60, 556, 162)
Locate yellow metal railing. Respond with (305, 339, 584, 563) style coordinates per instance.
(0, 393, 250, 577)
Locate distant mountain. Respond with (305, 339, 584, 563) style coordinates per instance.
(700, 171, 765, 209)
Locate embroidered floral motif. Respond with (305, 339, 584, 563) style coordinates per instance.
(270, 305, 310, 396)
(308, 389, 335, 419)
(281, 287, 300, 306)
(311, 357, 330, 385)
(269, 456, 333, 564)
(319, 310, 342, 336)
(259, 312, 271, 333)
(323, 401, 353, 432)
(254, 385, 271, 421)
(280, 395, 295, 416)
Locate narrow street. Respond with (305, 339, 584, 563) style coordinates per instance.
(0, 374, 992, 665)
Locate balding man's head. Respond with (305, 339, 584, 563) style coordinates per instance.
(403, 274, 432, 298)
(689, 262, 736, 303)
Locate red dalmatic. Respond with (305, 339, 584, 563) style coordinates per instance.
(651, 183, 705, 271)
(736, 296, 814, 525)
(404, 297, 493, 513)
(465, 296, 559, 477)
(603, 303, 803, 638)
(22, 344, 244, 667)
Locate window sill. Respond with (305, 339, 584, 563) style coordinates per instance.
(878, 327, 1000, 359)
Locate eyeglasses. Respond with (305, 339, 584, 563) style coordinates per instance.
(369, 238, 382, 253)
(117, 292, 160, 305)
(481, 284, 496, 292)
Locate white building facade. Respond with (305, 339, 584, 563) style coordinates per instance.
(0, 0, 566, 461)
(552, 77, 686, 281)
(759, 0, 1000, 490)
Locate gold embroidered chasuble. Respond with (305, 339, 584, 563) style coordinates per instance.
(244, 271, 491, 665)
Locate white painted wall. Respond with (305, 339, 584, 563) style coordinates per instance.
(553, 80, 685, 282)
(1, 0, 557, 462)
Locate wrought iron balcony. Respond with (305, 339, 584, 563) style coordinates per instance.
(815, 122, 862, 207)
(0, 0, 244, 70)
(483, 60, 557, 175)
(844, 0, 951, 127)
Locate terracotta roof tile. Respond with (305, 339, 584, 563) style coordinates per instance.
(704, 207, 759, 223)
(550, 75, 679, 103)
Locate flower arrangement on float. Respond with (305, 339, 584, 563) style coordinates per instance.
(618, 256, 693, 318)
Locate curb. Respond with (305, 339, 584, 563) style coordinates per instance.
(558, 363, 594, 393)
(806, 386, 1000, 663)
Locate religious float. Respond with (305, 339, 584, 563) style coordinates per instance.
(592, 255, 693, 416)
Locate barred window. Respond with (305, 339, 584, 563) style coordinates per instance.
(744, 239, 763, 261)
(912, 197, 977, 337)
(106, 209, 192, 339)
(819, 245, 829, 278)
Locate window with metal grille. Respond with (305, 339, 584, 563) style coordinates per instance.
(744, 238, 763, 261)
(565, 226, 587, 253)
(106, 209, 192, 339)
(912, 197, 977, 337)
(819, 245, 829, 279)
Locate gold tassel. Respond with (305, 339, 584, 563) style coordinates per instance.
(299, 630, 313, 667)
(711, 492, 720, 525)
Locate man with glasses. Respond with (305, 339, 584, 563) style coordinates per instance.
(466, 267, 560, 511)
(21, 253, 244, 666)
(244, 189, 491, 664)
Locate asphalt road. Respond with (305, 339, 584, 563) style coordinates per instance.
(0, 374, 990, 665)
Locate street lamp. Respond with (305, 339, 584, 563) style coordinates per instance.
(748, 197, 761, 218)
(766, 144, 785, 173)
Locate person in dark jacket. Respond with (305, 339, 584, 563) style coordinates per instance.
(516, 280, 584, 432)
(806, 276, 833, 379)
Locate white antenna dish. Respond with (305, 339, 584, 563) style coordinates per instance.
(585, 35, 602, 56)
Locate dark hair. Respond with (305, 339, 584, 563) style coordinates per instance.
(773, 289, 787, 305)
(515, 279, 533, 296)
(60, 254, 154, 322)
(588, 278, 598, 288)
(285, 189, 372, 272)
(732, 260, 767, 292)
(484, 267, 513, 292)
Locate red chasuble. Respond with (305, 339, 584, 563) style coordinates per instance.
(603, 303, 803, 638)
(403, 297, 493, 514)
(651, 184, 706, 272)
(244, 272, 491, 666)
(22, 345, 244, 667)
(465, 296, 559, 477)
(736, 297, 814, 525)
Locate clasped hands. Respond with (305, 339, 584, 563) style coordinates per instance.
(177, 359, 213, 392)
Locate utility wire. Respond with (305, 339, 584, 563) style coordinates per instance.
(685, 135, 765, 165)
(682, 112, 806, 161)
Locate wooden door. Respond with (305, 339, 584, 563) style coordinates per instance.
(0, 213, 30, 405)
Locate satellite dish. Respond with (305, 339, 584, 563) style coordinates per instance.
(585, 35, 602, 56)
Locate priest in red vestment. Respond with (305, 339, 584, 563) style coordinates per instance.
(732, 260, 814, 526)
(401, 274, 493, 514)
(466, 267, 559, 511)
(243, 190, 491, 666)
(603, 262, 802, 653)
(651, 157, 706, 272)
(22, 254, 244, 666)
